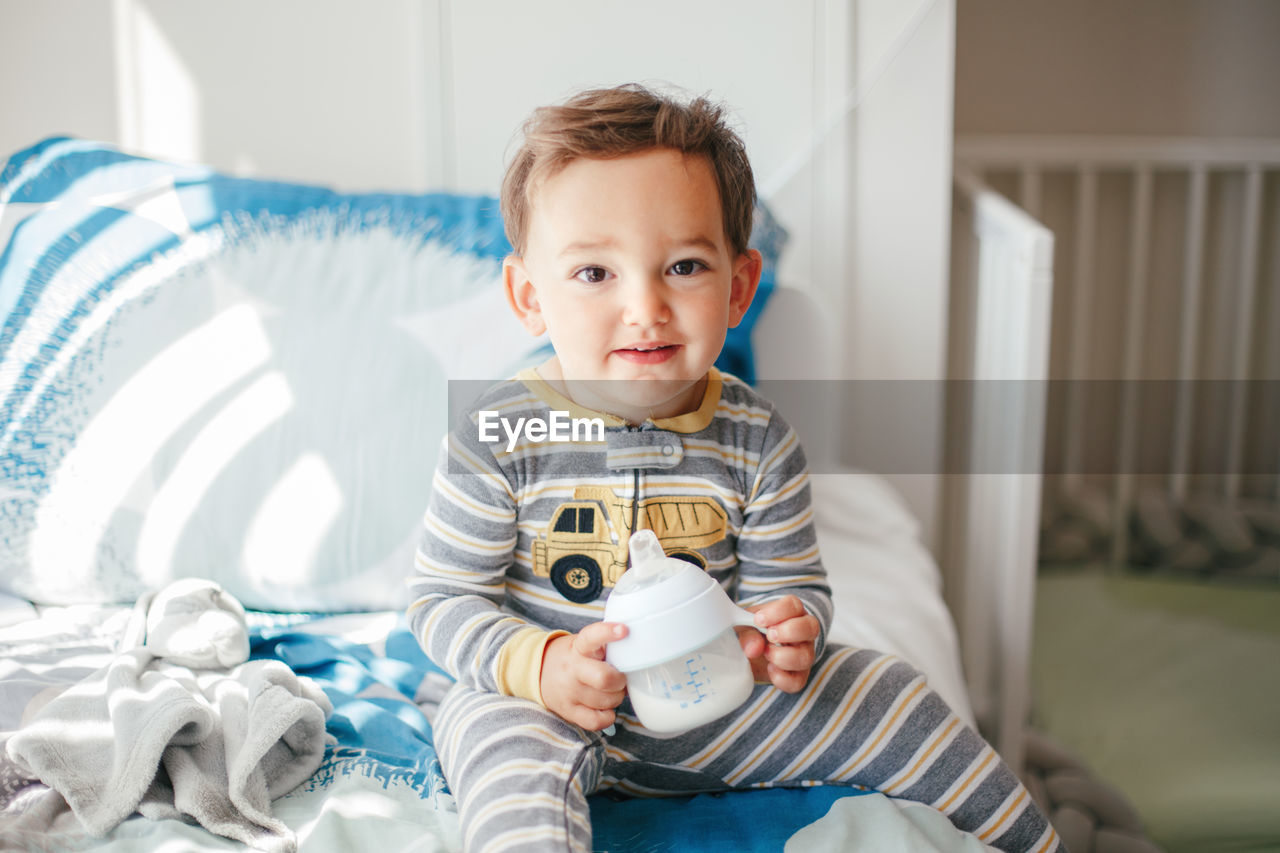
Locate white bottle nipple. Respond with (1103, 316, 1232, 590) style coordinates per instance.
(613, 530, 686, 595)
(628, 529, 667, 567)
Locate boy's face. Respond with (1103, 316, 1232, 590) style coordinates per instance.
(504, 148, 762, 422)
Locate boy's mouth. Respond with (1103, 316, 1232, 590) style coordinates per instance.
(614, 344, 680, 364)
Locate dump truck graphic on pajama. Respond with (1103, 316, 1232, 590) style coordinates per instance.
(532, 485, 728, 602)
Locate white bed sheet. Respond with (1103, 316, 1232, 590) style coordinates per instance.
(813, 469, 975, 727)
(0, 469, 976, 851)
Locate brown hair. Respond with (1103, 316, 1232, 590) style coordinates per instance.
(500, 83, 756, 257)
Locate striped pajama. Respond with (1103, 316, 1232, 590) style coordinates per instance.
(412, 370, 1061, 852)
(435, 646, 1063, 853)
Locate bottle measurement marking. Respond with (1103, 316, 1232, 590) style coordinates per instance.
(657, 655, 715, 708)
(681, 655, 711, 705)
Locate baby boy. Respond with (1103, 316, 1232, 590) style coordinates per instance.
(408, 83, 1061, 853)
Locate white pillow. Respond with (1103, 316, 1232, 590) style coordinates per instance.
(2, 223, 535, 610)
(0, 142, 539, 610)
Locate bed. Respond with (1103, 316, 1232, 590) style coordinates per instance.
(0, 137, 1038, 852)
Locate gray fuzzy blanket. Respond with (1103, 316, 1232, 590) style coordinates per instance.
(4, 648, 331, 852)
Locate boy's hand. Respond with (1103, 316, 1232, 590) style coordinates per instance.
(540, 622, 628, 731)
(737, 596, 819, 693)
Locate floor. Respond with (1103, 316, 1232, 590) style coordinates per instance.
(1031, 566, 1280, 852)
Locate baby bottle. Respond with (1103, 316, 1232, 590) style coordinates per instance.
(604, 530, 758, 733)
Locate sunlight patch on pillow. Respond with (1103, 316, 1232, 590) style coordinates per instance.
(3, 212, 535, 610)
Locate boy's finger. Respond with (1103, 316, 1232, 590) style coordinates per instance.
(764, 614, 820, 645)
(765, 642, 815, 672)
(767, 663, 809, 694)
(576, 685, 627, 712)
(749, 655, 771, 684)
(570, 705, 617, 732)
(734, 626, 766, 659)
(573, 622, 628, 658)
(579, 659, 628, 692)
(751, 595, 806, 629)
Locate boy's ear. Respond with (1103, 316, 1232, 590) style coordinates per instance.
(503, 256, 547, 336)
(727, 249, 764, 329)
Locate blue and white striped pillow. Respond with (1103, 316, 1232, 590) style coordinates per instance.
(0, 138, 778, 610)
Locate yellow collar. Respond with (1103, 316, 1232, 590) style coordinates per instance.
(514, 368, 723, 434)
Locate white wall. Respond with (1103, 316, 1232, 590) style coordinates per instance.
(846, 0, 955, 548)
(115, 0, 437, 191)
(0, 1, 119, 148)
(0, 0, 957, 548)
(2, 1, 837, 291)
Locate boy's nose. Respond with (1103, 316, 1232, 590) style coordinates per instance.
(620, 277, 671, 327)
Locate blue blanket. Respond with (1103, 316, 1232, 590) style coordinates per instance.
(249, 618, 871, 852)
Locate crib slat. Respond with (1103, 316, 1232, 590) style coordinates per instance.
(1111, 166, 1153, 568)
(1223, 165, 1264, 501)
(1170, 166, 1208, 501)
(1019, 166, 1042, 219)
(1062, 167, 1097, 493)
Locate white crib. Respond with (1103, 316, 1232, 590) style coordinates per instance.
(942, 166, 1054, 774)
(947, 132, 1280, 779)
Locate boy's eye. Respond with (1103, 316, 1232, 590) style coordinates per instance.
(669, 259, 706, 276)
(573, 266, 610, 284)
